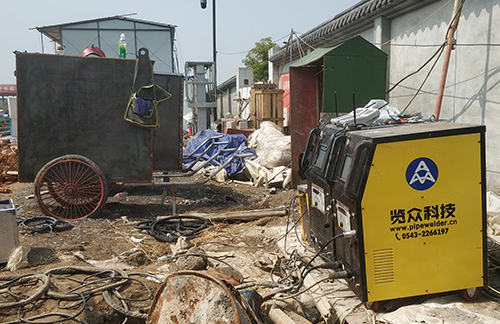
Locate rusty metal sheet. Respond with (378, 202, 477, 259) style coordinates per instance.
(290, 66, 322, 188)
(16, 52, 182, 182)
(147, 271, 251, 324)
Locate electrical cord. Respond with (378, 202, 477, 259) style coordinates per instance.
(43, 266, 129, 301)
(1, 267, 160, 324)
(0, 274, 50, 309)
(298, 232, 354, 281)
(134, 215, 210, 242)
(3, 313, 88, 324)
(270, 250, 305, 287)
(276, 270, 349, 301)
(102, 273, 156, 320)
(291, 261, 344, 294)
(15, 292, 87, 324)
(21, 216, 72, 236)
(401, 43, 446, 113)
(281, 195, 300, 255)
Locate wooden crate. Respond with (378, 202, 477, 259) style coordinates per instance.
(250, 84, 284, 130)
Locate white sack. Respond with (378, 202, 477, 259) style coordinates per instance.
(248, 121, 291, 169)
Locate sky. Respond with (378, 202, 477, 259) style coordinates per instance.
(0, 0, 361, 85)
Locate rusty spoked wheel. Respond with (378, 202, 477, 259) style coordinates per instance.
(34, 155, 108, 221)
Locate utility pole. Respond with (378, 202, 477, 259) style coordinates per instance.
(434, 0, 463, 120)
(200, 0, 217, 122)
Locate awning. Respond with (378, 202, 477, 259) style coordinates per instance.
(291, 47, 334, 67)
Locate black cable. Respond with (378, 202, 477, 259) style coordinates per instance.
(20, 216, 72, 237)
(102, 273, 157, 320)
(298, 233, 347, 281)
(0, 274, 50, 309)
(44, 267, 129, 301)
(109, 277, 153, 302)
(482, 285, 500, 300)
(135, 215, 210, 242)
(283, 195, 300, 255)
(21, 216, 57, 233)
(133, 220, 155, 231)
(292, 261, 344, 294)
(401, 43, 446, 113)
(16, 292, 87, 324)
(386, 42, 446, 95)
(4, 314, 87, 324)
(270, 250, 304, 286)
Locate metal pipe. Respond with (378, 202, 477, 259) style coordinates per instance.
(212, 0, 217, 121)
(134, 153, 254, 187)
(434, 0, 462, 121)
(162, 147, 236, 178)
(182, 134, 223, 160)
(182, 140, 229, 172)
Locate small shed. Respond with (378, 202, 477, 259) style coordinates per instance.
(290, 36, 387, 187)
(35, 16, 177, 74)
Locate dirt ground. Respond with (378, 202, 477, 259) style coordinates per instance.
(0, 161, 301, 324)
(2, 142, 500, 324)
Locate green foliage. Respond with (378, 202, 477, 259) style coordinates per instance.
(0, 102, 7, 113)
(243, 37, 276, 82)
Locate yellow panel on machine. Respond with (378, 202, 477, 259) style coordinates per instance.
(362, 131, 484, 302)
(300, 121, 486, 306)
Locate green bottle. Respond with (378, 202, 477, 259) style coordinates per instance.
(119, 34, 126, 59)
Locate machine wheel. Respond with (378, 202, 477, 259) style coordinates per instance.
(363, 301, 379, 312)
(34, 155, 108, 221)
(462, 288, 478, 302)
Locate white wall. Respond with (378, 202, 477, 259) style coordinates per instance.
(387, 0, 500, 193)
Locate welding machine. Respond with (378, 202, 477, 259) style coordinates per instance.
(300, 121, 487, 306)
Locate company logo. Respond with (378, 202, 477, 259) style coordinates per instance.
(405, 157, 438, 191)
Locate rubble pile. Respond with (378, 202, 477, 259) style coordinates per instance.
(0, 142, 18, 191)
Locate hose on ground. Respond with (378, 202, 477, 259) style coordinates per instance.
(134, 215, 210, 242)
(102, 273, 157, 320)
(43, 266, 129, 300)
(0, 274, 50, 309)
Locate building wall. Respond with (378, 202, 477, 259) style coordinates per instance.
(387, 0, 500, 193)
(236, 67, 253, 119)
(218, 83, 238, 119)
(270, 0, 500, 194)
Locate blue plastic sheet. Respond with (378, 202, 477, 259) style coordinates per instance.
(183, 130, 256, 177)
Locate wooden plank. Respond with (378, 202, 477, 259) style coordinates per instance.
(178, 207, 288, 222)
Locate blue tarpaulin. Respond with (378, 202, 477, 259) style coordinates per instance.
(183, 130, 256, 177)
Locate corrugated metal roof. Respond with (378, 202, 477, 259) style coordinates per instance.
(218, 75, 236, 91)
(270, 0, 440, 63)
(34, 15, 176, 44)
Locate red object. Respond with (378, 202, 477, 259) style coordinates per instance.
(0, 85, 16, 96)
(226, 128, 255, 139)
(80, 45, 106, 58)
(188, 126, 193, 135)
(280, 73, 290, 127)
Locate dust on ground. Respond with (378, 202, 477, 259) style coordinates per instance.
(0, 163, 299, 324)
